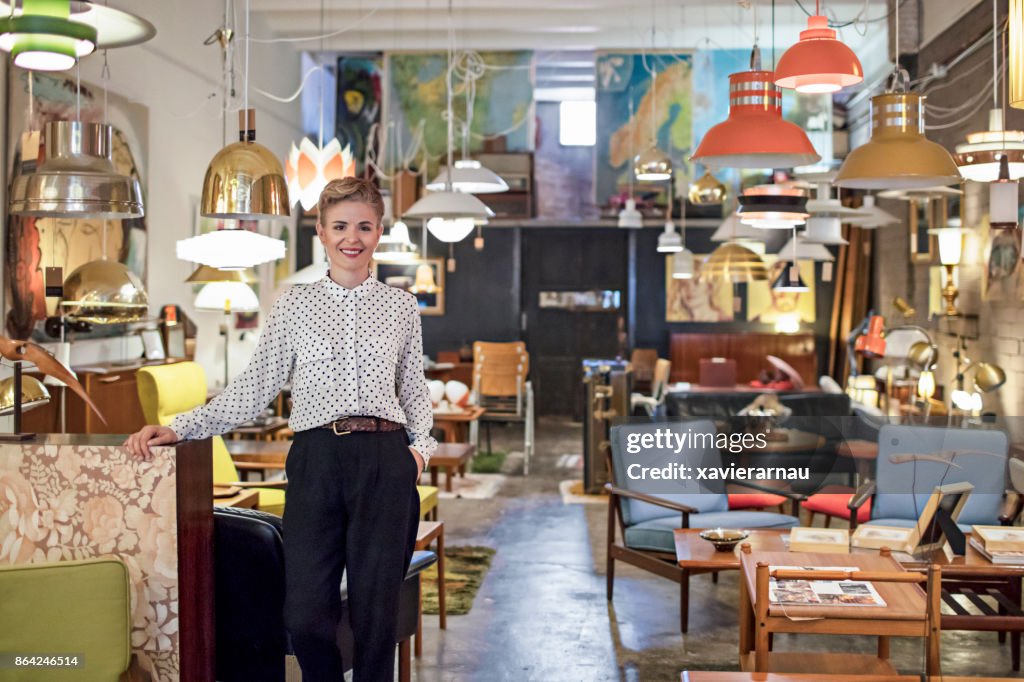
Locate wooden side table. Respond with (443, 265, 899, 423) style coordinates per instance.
(427, 443, 476, 492)
(414, 521, 446, 658)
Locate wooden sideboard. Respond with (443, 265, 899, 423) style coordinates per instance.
(23, 359, 181, 435)
(669, 332, 817, 385)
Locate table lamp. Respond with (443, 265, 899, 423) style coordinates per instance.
(186, 266, 260, 388)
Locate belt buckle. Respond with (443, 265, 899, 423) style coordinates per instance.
(332, 421, 351, 436)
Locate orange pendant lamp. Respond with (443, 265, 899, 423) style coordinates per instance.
(774, 10, 863, 93)
(691, 68, 820, 170)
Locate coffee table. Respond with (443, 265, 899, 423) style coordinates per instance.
(674, 528, 1024, 671)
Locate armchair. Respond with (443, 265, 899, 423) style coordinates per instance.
(137, 362, 286, 515)
(605, 420, 800, 633)
(213, 506, 437, 682)
(847, 424, 1017, 532)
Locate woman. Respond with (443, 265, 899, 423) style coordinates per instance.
(125, 177, 436, 681)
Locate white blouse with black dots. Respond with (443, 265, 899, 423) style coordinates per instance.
(170, 275, 438, 463)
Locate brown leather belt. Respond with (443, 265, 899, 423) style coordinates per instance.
(320, 416, 405, 436)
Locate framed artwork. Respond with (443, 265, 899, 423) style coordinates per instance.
(373, 258, 445, 316)
(141, 329, 166, 360)
(908, 198, 936, 263)
(664, 255, 734, 322)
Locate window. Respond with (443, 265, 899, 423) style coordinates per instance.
(559, 100, 596, 146)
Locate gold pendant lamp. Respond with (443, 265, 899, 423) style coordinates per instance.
(202, 108, 289, 219)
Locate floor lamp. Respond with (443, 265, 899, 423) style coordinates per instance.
(186, 266, 260, 388)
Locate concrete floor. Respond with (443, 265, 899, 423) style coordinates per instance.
(302, 417, 1024, 680)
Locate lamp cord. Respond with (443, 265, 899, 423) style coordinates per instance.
(445, 0, 454, 191)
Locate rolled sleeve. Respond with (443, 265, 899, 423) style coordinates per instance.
(396, 297, 437, 463)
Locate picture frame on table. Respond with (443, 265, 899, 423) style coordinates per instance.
(372, 258, 445, 316)
(140, 328, 166, 360)
(851, 481, 972, 558)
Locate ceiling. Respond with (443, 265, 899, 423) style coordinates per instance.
(251, 0, 889, 54)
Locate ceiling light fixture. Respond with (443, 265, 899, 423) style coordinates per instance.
(738, 185, 809, 229)
(802, 216, 848, 245)
(0, 0, 95, 71)
(688, 169, 727, 205)
(845, 195, 899, 228)
(701, 242, 769, 282)
(633, 3, 672, 182)
(691, 44, 820, 170)
(177, 228, 286, 270)
(774, 6, 863, 94)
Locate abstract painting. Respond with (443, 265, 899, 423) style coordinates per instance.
(336, 54, 383, 175)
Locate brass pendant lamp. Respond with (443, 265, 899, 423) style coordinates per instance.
(202, 108, 289, 219)
(60, 257, 148, 323)
(701, 242, 769, 283)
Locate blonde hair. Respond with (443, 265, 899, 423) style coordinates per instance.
(317, 177, 385, 223)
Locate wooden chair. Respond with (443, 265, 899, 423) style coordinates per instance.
(630, 358, 671, 417)
(472, 341, 534, 474)
(630, 348, 659, 394)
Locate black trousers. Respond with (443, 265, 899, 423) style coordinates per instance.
(283, 428, 421, 681)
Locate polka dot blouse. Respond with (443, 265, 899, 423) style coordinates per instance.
(170, 274, 438, 463)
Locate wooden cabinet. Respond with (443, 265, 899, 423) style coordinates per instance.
(23, 360, 175, 435)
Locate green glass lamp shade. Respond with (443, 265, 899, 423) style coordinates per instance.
(0, 0, 97, 71)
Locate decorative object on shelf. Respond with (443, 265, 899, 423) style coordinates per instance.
(691, 45, 819, 170)
(929, 220, 965, 316)
(373, 258, 445, 316)
(774, 9, 863, 93)
(9, 120, 143, 218)
(688, 170, 727, 205)
(738, 185, 809, 229)
(0, 335, 106, 440)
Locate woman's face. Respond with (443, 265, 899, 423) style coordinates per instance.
(316, 200, 383, 278)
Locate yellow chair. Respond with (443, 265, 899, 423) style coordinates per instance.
(137, 362, 286, 515)
(418, 485, 439, 521)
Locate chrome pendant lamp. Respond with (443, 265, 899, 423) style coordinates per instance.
(10, 119, 143, 218)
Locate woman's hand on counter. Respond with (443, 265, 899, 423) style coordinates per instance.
(124, 425, 179, 461)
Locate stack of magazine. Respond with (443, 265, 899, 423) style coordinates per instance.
(768, 566, 887, 607)
(969, 526, 1024, 565)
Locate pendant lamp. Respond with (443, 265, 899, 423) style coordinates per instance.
(60, 259, 148, 323)
(634, 146, 673, 182)
(427, 159, 509, 194)
(990, 157, 1020, 228)
(657, 219, 683, 253)
(408, 264, 440, 294)
(0, 0, 156, 49)
(774, 13, 863, 93)
(955, 110, 1024, 181)
(738, 185, 809, 229)
(772, 261, 809, 292)
(834, 92, 962, 189)
(285, 137, 356, 211)
(10, 120, 144, 218)
(691, 67, 820, 170)
(190, 266, 260, 312)
(202, 109, 290, 219)
(711, 212, 767, 244)
(802, 216, 848, 245)
(374, 220, 418, 261)
(845, 195, 899, 228)
(1013, 0, 1024, 109)
(177, 227, 286, 270)
(0, 0, 95, 71)
(806, 181, 869, 219)
(778, 234, 834, 261)
(617, 198, 643, 229)
(701, 242, 768, 282)
(671, 249, 694, 279)
(688, 170, 728, 205)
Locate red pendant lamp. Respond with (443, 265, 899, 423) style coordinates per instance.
(774, 9, 863, 93)
(691, 51, 820, 170)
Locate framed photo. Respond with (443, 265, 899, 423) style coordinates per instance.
(163, 325, 187, 359)
(372, 258, 445, 316)
(140, 329, 165, 360)
(908, 198, 936, 263)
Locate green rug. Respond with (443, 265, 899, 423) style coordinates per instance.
(421, 546, 496, 615)
(470, 450, 507, 473)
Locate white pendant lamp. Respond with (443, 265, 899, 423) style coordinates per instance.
(845, 195, 899, 229)
(711, 212, 767, 243)
(990, 157, 1020, 228)
(805, 181, 869, 220)
(374, 220, 418, 261)
(778, 234, 834, 261)
(194, 281, 260, 312)
(427, 159, 509, 194)
(177, 229, 287, 270)
(671, 249, 694, 279)
(802, 216, 848, 245)
(617, 198, 643, 229)
(657, 219, 683, 252)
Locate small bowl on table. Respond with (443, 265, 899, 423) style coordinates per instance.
(699, 528, 749, 552)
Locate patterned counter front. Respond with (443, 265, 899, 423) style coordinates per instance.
(0, 435, 213, 681)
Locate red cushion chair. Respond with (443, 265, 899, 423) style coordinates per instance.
(728, 493, 787, 512)
(802, 485, 872, 527)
